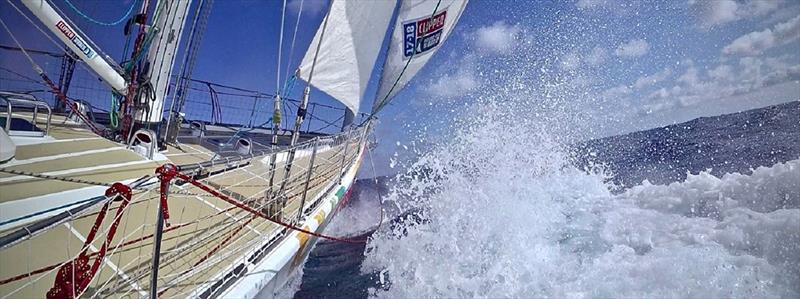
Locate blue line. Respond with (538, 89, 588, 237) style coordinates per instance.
(63, 0, 139, 27)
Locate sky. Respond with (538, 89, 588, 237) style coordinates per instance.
(1, 0, 799, 177)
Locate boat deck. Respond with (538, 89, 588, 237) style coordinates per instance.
(0, 111, 364, 298)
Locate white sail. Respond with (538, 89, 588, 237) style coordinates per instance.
(297, 0, 397, 114)
(373, 0, 468, 112)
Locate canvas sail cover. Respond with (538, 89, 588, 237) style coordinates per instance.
(373, 0, 469, 113)
(297, 0, 397, 114)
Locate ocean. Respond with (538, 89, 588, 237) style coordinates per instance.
(285, 101, 799, 298)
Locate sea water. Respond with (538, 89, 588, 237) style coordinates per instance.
(289, 99, 799, 298)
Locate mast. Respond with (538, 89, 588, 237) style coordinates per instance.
(135, 0, 194, 126)
(20, 0, 128, 95)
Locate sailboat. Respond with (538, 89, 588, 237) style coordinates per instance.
(0, 0, 468, 298)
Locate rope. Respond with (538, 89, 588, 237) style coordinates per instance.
(0, 16, 106, 137)
(63, 0, 140, 26)
(0, 205, 238, 287)
(110, 94, 121, 128)
(282, 74, 297, 98)
(4, 0, 75, 61)
(157, 163, 367, 244)
(0, 167, 114, 188)
(206, 83, 222, 124)
(0, 168, 199, 198)
(119, 0, 159, 138)
(283, 0, 304, 91)
(47, 183, 132, 299)
(276, 0, 288, 95)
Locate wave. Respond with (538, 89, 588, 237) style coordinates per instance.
(359, 105, 800, 298)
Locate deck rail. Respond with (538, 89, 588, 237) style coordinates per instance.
(0, 91, 52, 137)
(0, 120, 372, 299)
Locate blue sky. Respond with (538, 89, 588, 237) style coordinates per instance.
(2, 0, 799, 177)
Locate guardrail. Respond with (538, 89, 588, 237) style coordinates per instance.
(0, 91, 52, 137)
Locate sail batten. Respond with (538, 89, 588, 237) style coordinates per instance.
(297, 0, 397, 114)
(373, 0, 469, 113)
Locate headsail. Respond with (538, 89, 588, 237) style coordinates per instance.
(297, 0, 397, 114)
(373, 0, 469, 113)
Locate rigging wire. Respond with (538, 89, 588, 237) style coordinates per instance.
(3, 0, 73, 58)
(368, 0, 443, 119)
(282, 0, 304, 88)
(276, 0, 288, 95)
(63, 0, 140, 26)
(167, 0, 214, 135)
(48, 0, 123, 66)
(3, 0, 119, 90)
(0, 15, 105, 136)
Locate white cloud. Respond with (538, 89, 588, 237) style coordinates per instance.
(634, 68, 672, 89)
(641, 54, 800, 114)
(424, 55, 480, 99)
(691, 0, 785, 29)
(586, 47, 608, 66)
(576, 0, 636, 14)
(426, 71, 478, 98)
(677, 66, 699, 85)
(614, 39, 650, 58)
(558, 47, 607, 71)
(723, 15, 800, 56)
(576, 0, 608, 10)
(601, 84, 632, 99)
(695, 0, 739, 28)
(560, 51, 582, 71)
(741, 0, 784, 17)
(474, 21, 521, 54)
(758, 3, 800, 27)
(709, 64, 734, 81)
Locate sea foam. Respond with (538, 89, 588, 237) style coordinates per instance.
(360, 110, 799, 298)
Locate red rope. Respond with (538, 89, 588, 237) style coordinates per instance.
(0, 206, 238, 286)
(46, 183, 132, 299)
(120, 2, 150, 139)
(156, 164, 367, 244)
(1, 157, 374, 291)
(39, 73, 105, 137)
(155, 164, 177, 226)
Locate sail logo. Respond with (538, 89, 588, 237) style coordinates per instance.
(55, 21, 95, 59)
(403, 10, 447, 59)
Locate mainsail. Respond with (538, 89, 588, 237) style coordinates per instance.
(373, 0, 469, 113)
(297, 0, 397, 114)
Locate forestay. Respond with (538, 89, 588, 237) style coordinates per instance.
(373, 0, 469, 113)
(297, 0, 397, 114)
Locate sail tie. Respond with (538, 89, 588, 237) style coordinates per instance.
(46, 183, 132, 299)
